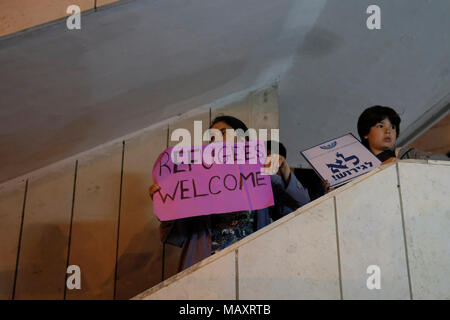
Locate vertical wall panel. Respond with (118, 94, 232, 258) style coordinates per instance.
(0, 182, 26, 300)
(164, 111, 210, 280)
(211, 98, 251, 131)
(0, 0, 94, 37)
(398, 162, 450, 299)
(14, 164, 76, 299)
(239, 198, 340, 299)
(66, 143, 122, 299)
(140, 251, 236, 300)
(249, 86, 280, 133)
(335, 165, 410, 299)
(115, 127, 168, 299)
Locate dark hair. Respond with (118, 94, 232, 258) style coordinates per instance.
(210, 115, 249, 132)
(210, 115, 249, 141)
(357, 105, 401, 149)
(266, 140, 287, 159)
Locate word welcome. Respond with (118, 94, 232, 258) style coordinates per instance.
(157, 171, 268, 204)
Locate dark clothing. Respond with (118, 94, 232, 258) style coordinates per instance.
(211, 211, 254, 253)
(376, 149, 397, 162)
(160, 173, 310, 271)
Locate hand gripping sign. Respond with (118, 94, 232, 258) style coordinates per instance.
(152, 141, 275, 221)
(300, 133, 382, 188)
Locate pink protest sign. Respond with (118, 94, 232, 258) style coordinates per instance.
(151, 141, 274, 221)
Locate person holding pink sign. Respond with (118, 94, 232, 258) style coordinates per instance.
(149, 116, 310, 272)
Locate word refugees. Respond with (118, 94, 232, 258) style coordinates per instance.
(170, 120, 279, 164)
(171, 140, 266, 166)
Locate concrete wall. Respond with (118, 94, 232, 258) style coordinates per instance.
(410, 114, 450, 156)
(0, 86, 279, 300)
(1, 0, 449, 183)
(134, 160, 450, 300)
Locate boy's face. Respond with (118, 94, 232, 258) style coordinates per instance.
(364, 118, 397, 155)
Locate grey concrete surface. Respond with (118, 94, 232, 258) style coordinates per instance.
(0, 0, 449, 182)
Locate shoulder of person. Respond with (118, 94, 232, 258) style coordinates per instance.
(396, 146, 448, 161)
(270, 174, 283, 185)
(396, 146, 415, 159)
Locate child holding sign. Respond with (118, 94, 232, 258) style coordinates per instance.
(357, 105, 448, 163)
(150, 116, 310, 272)
(321, 105, 448, 194)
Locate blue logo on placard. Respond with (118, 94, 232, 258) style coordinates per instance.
(320, 141, 337, 150)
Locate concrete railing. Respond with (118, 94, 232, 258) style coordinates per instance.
(133, 160, 450, 300)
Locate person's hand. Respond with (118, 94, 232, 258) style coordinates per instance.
(322, 180, 332, 194)
(263, 154, 291, 184)
(263, 154, 281, 175)
(149, 183, 160, 200)
(278, 155, 291, 184)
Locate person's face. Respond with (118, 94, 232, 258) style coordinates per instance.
(364, 118, 397, 155)
(210, 121, 235, 142)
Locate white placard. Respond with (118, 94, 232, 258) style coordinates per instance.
(300, 133, 382, 187)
